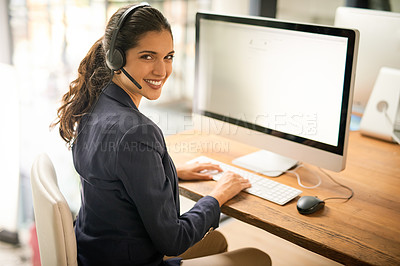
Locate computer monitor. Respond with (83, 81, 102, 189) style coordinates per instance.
(334, 7, 400, 114)
(193, 12, 359, 174)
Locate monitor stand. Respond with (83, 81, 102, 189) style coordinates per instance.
(232, 150, 298, 177)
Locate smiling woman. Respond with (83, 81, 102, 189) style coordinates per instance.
(51, 3, 270, 266)
(113, 30, 175, 105)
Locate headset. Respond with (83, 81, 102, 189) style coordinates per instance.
(105, 3, 150, 89)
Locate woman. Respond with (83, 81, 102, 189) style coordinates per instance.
(53, 3, 271, 266)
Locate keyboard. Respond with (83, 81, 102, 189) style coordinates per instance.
(187, 156, 302, 205)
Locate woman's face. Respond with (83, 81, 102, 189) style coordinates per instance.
(116, 30, 174, 106)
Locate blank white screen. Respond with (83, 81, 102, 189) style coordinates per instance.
(197, 19, 349, 146)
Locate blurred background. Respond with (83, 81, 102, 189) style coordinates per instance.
(0, 0, 399, 265)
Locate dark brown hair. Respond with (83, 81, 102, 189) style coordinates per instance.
(51, 4, 172, 147)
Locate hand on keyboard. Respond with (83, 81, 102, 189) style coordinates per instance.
(176, 162, 223, 181)
(208, 171, 252, 207)
(179, 159, 251, 206)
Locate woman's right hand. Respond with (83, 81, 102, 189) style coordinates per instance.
(208, 171, 251, 206)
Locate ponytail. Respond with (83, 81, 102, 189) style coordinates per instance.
(51, 37, 112, 148)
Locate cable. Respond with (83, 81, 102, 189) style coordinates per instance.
(381, 103, 394, 125)
(383, 108, 400, 144)
(286, 164, 322, 189)
(257, 163, 354, 200)
(378, 102, 400, 144)
(392, 132, 400, 144)
(259, 163, 322, 189)
(318, 167, 354, 202)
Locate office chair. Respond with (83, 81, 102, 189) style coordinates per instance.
(30, 153, 78, 266)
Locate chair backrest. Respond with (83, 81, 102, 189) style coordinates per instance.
(30, 153, 78, 266)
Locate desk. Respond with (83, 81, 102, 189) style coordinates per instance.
(166, 130, 400, 265)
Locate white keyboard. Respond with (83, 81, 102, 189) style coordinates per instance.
(187, 156, 302, 205)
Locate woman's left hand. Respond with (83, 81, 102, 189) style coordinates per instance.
(176, 163, 223, 181)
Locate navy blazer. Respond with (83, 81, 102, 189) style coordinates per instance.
(72, 82, 220, 266)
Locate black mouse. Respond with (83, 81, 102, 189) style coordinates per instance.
(296, 196, 325, 215)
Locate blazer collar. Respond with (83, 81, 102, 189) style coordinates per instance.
(102, 81, 138, 111)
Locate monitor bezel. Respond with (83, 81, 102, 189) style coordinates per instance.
(194, 12, 358, 159)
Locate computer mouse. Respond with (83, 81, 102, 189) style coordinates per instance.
(296, 196, 325, 215)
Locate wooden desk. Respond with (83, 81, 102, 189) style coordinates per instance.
(166, 130, 400, 266)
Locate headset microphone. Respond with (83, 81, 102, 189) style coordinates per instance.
(105, 3, 150, 90)
(121, 68, 142, 89)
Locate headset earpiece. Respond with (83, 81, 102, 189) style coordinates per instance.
(106, 48, 125, 71)
(106, 3, 149, 71)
